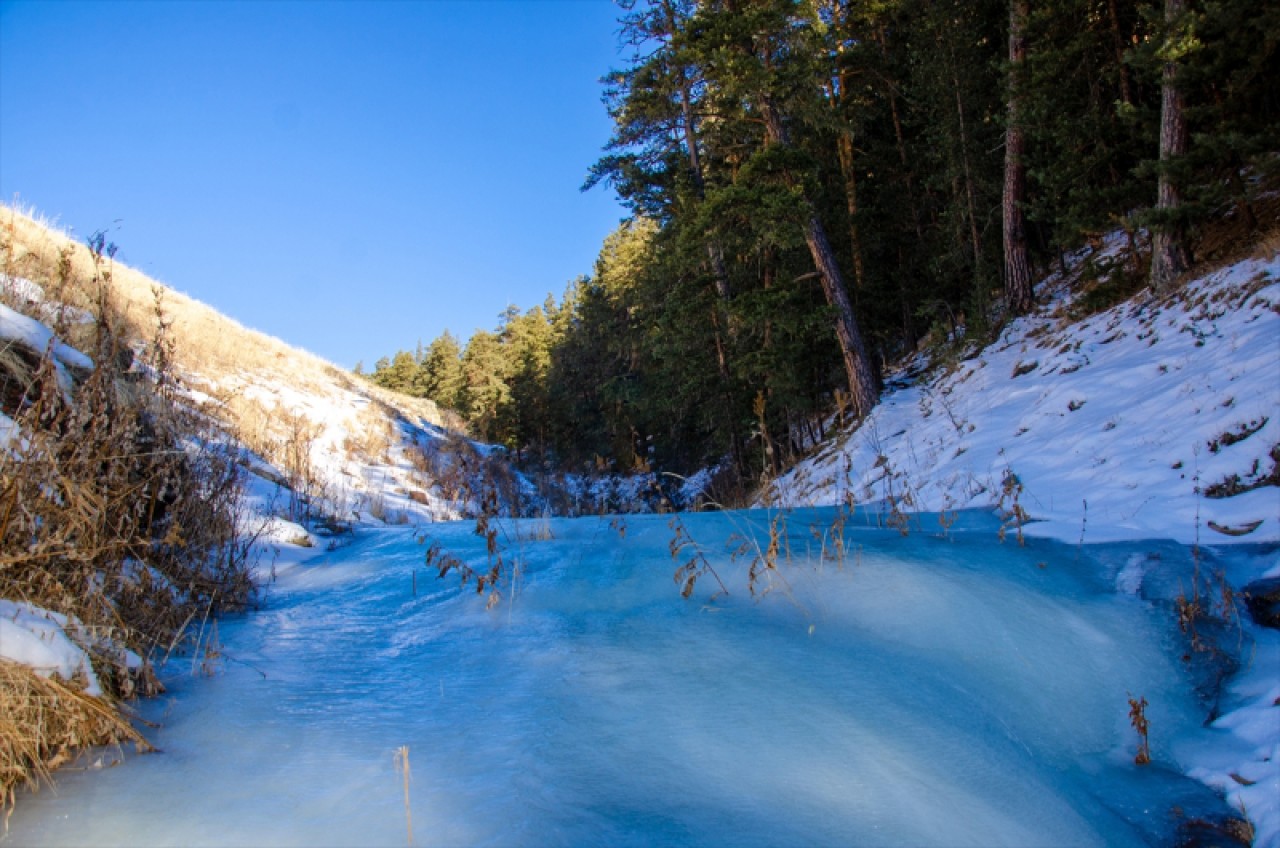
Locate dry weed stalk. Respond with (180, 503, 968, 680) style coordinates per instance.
(730, 512, 791, 599)
(394, 745, 413, 846)
(669, 515, 729, 600)
(809, 506, 850, 566)
(280, 409, 324, 522)
(997, 468, 1029, 544)
(1128, 694, 1152, 765)
(427, 484, 521, 611)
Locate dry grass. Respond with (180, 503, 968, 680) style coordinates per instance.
(1193, 190, 1280, 271)
(1, 206, 320, 380)
(346, 402, 397, 465)
(0, 202, 488, 820)
(0, 658, 151, 821)
(1, 212, 258, 815)
(0, 204, 450, 442)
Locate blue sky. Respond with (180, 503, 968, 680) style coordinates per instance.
(0, 0, 629, 369)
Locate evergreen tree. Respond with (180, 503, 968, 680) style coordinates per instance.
(370, 351, 421, 395)
(420, 331, 465, 411)
(500, 304, 557, 460)
(459, 331, 511, 443)
(358, 0, 1275, 480)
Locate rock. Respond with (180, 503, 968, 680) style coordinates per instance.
(1175, 815, 1255, 848)
(1243, 576, 1280, 629)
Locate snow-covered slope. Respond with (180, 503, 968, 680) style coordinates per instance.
(768, 246, 1280, 547)
(1, 205, 520, 530)
(763, 245, 1280, 843)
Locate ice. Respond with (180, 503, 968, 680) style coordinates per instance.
(6, 508, 1251, 846)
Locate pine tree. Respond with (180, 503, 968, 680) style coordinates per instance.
(420, 331, 465, 411)
(459, 331, 511, 443)
(690, 0, 880, 417)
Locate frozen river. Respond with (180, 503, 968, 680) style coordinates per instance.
(6, 508, 1244, 846)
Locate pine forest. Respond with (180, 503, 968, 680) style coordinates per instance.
(364, 0, 1276, 489)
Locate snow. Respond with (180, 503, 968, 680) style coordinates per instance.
(1181, 617, 1280, 846)
(765, 255, 1280, 548)
(0, 300, 94, 401)
(1, 275, 95, 326)
(756, 253, 1280, 843)
(0, 410, 18, 449)
(0, 600, 103, 696)
(209, 371, 471, 525)
(0, 301, 94, 374)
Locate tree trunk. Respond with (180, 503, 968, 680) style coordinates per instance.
(664, 0, 732, 305)
(759, 95, 879, 418)
(876, 25, 926, 244)
(834, 43, 865, 292)
(678, 76, 733, 302)
(1106, 0, 1134, 107)
(1002, 0, 1034, 316)
(1150, 0, 1189, 294)
(802, 214, 880, 418)
(944, 37, 984, 276)
(837, 130, 866, 293)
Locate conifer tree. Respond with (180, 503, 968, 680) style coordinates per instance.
(460, 331, 511, 443)
(360, 0, 1274, 479)
(420, 331, 465, 411)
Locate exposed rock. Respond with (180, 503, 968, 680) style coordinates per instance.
(1243, 576, 1280, 629)
(1176, 815, 1255, 848)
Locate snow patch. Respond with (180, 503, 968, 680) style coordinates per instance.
(0, 302, 94, 373)
(767, 255, 1280, 547)
(0, 600, 102, 696)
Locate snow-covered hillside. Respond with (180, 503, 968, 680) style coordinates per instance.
(760, 245, 1280, 844)
(1, 205, 533, 531)
(768, 244, 1280, 548)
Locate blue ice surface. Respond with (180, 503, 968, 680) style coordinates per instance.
(7, 507, 1249, 847)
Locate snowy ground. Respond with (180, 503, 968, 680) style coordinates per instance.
(767, 249, 1279, 548)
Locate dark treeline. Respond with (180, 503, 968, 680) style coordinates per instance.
(365, 0, 1275, 482)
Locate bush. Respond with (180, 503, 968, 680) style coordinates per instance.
(0, 242, 255, 802)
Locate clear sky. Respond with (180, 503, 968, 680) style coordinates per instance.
(0, 0, 629, 369)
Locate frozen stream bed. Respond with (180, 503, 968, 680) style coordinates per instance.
(6, 508, 1263, 846)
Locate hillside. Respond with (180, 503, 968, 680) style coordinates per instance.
(767, 234, 1280, 548)
(2, 230, 1277, 844)
(0, 205, 513, 528)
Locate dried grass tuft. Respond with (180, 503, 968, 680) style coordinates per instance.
(0, 658, 152, 822)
